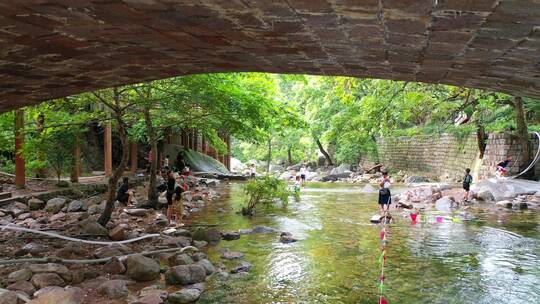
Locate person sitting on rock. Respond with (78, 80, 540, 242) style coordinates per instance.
(496, 155, 512, 177)
(116, 177, 133, 206)
(378, 172, 392, 214)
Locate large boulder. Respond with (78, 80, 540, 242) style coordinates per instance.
(196, 259, 215, 275)
(67, 200, 84, 212)
(165, 265, 206, 285)
(126, 254, 161, 282)
(44, 198, 68, 213)
(330, 163, 351, 175)
(7, 268, 32, 283)
(168, 289, 201, 304)
(435, 196, 456, 212)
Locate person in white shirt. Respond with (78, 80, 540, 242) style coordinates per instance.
(163, 155, 170, 170)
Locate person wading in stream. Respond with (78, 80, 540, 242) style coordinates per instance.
(462, 168, 473, 202)
(378, 172, 392, 214)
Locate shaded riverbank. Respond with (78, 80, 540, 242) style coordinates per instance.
(194, 182, 540, 304)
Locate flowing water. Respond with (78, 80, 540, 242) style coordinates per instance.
(191, 182, 540, 304)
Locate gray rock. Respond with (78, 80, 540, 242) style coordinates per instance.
(477, 190, 495, 202)
(193, 240, 208, 248)
(329, 163, 351, 175)
(252, 226, 278, 234)
(168, 288, 201, 304)
(126, 254, 160, 282)
(31, 273, 66, 289)
(165, 265, 206, 285)
(221, 231, 240, 241)
(28, 197, 45, 210)
(230, 261, 252, 274)
(221, 250, 244, 260)
(496, 200, 513, 208)
(103, 257, 126, 274)
(196, 259, 215, 275)
(513, 202, 528, 210)
(7, 280, 35, 295)
(17, 212, 32, 220)
(404, 176, 430, 184)
(279, 232, 297, 243)
(78, 218, 108, 235)
(45, 198, 68, 213)
(97, 279, 130, 299)
(93, 246, 124, 259)
(21, 242, 48, 256)
(191, 252, 207, 262)
(87, 203, 105, 215)
(7, 268, 32, 283)
(67, 200, 84, 212)
(9, 202, 30, 217)
(175, 254, 194, 266)
(0, 289, 18, 304)
(161, 236, 192, 248)
(28, 263, 71, 282)
(33, 286, 85, 304)
(125, 209, 147, 216)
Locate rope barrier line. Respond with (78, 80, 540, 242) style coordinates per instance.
(378, 210, 389, 304)
(509, 131, 540, 179)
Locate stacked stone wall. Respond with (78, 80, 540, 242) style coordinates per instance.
(377, 132, 539, 182)
(377, 133, 478, 181)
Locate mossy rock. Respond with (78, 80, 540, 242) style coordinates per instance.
(55, 180, 70, 188)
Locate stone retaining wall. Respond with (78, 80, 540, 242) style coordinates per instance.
(377, 132, 539, 182)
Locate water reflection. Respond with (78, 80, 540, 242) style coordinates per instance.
(196, 182, 540, 304)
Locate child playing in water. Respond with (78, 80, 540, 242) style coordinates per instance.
(462, 168, 473, 202)
(294, 175, 302, 195)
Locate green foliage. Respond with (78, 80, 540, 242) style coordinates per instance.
(241, 176, 291, 216)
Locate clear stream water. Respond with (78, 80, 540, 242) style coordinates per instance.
(190, 182, 540, 304)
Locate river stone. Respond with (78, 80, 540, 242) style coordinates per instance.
(45, 198, 68, 213)
(165, 265, 206, 285)
(109, 224, 127, 241)
(230, 261, 252, 274)
(78, 218, 108, 235)
(67, 200, 84, 212)
(496, 200, 513, 208)
(10, 202, 29, 217)
(191, 252, 207, 262)
(7, 268, 32, 283)
(0, 289, 18, 304)
(221, 250, 244, 260)
(21, 242, 48, 256)
(221, 231, 240, 241)
(126, 254, 160, 282)
(279, 232, 297, 243)
(193, 240, 208, 248)
(7, 280, 36, 295)
(103, 257, 126, 274)
(87, 203, 105, 215)
(28, 198, 45, 210)
(32, 286, 85, 304)
(196, 259, 215, 275)
(204, 228, 221, 243)
(31, 273, 66, 289)
(29, 263, 71, 282)
(125, 208, 147, 216)
(477, 190, 495, 202)
(513, 202, 528, 210)
(97, 279, 130, 299)
(252, 226, 278, 234)
(175, 254, 194, 266)
(168, 289, 201, 304)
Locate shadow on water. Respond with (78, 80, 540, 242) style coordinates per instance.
(192, 182, 540, 304)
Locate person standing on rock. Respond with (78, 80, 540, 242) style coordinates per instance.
(249, 164, 256, 179)
(378, 172, 392, 213)
(299, 165, 307, 187)
(175, 152, 186, 173)
(166, 171, 176, 224)
(173, 175, 185, 227)
(163, 154, 170, 170)
(462, 168, 473, 202)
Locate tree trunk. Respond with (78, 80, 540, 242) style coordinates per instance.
(266, 137, 272, 174)
(98, 111, 129, 226)
(71, 132, 81, 183)
(512, 96, 532, 176)
(143, 107, 159, 209)
(315, 137, 333, 166)
(14, 109, 25, 188)
(476, 122, 487, 159)
(287, 146, 293, 165)
(36, 112, 47, 178)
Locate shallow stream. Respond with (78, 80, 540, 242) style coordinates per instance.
(192, 182, 539, 304)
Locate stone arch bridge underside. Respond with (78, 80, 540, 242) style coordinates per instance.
(0, 0, 539, 111)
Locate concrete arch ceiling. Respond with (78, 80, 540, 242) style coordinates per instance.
(0, 0, 539, 112)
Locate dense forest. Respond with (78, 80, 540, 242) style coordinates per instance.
(1, 73, 539, 177)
